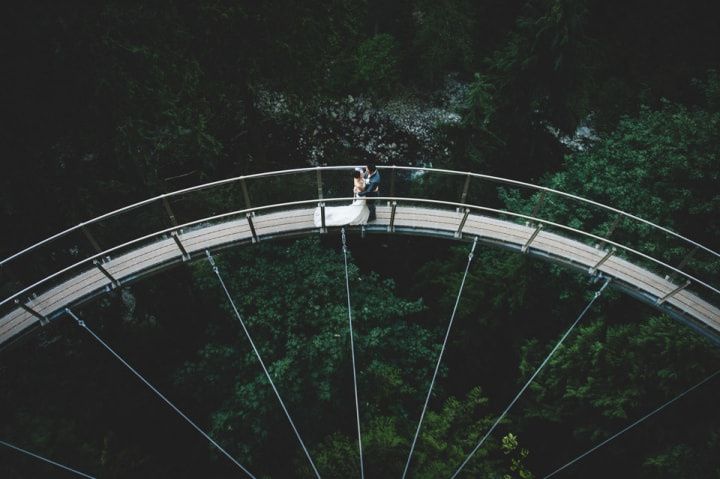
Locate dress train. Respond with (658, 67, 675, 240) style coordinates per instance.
(313, 196, 369, 226)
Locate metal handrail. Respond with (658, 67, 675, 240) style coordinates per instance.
(0, 166, 349, 266)
(2, 166, 718, 268)
(1, 195, 718, 314)
(386, 166, 720, 260)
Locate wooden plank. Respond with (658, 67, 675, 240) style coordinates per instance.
(255, 215, 315, 231)
(2, 206, 719, 346)
(27, 268, 107, 316)
(182, 218, 252, 246)
(0, 316, 37, 345)
(183, 227, 253, 254)
(666, 288, 720, 322)
(393, 209, 719, 330)
(107, 242, 179, 279)
(395, 208, 464, 230)
(673, 289, 720, 318)
(0, 267, 106, 342)
(530, 234, 718, 323)
(0, 309, 36, 341)
(464, 214, 531, 241)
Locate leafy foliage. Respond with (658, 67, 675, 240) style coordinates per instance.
(518, 314, 720, 477)
(305, 386, 531, 478)
(174, 238, 429, 474)
(1, 1, 719, 477)
(502, 98, 720, 286)
(355, 34, 402, 97)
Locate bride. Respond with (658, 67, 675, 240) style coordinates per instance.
(313, 169, 370, 226)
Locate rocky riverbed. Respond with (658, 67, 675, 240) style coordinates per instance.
(256, 75, 470, 167)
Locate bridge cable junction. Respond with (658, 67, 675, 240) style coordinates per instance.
(64, 308, 256, 479)
(0, 438, 97, 479)
(206, 251, 322, 479)
(449, 277, 612, 478)
(543, 367, 720, 478)
(401, 237, 478, 479)
(341, 228, 365, 479)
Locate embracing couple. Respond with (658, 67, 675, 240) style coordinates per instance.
(313, 164, 381, 227)
(354, 164, 381, 222)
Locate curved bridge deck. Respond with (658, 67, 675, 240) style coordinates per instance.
(2, 205, 719, 346)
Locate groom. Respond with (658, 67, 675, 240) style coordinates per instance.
(358, 163, 381, 222)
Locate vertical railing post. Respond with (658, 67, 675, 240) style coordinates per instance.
(605, 215, 622, 238)
(171, 231, 191, 261)
(676, 246, 699, 272)
(246, 213, 258, 243)
(316, 168, 324, 200)
(522, 223, 543, 253)
(94, 259, 121, 289)
(460, 174, 471, 204)
(162, 196, 178, 227)
(388, 201, 397, 233)
(589, 247, 616, 275)
(239, 176, 256, 242)
(390, 166, 396, 198)
(240, 178, 252, 210)
(657, 280, 691, 305)
(597, 215, 622, 250)
(665, 246, 700, 282)
(15, 298, 48, 325)
(455, 208, 471, 238)
(530, 191, 546, 218)
(81, 224, 103, 254)
(319, 202, 327, 233)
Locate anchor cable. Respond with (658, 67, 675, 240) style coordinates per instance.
(0, 438, 97, 479)
(206, 251, 322, 479)
(64, 308, 256, 479)
(543, 368, 720, 478)
(341, 228, 365, 479)
(402, 237, 478, 478)
(450, 278, 612, 478)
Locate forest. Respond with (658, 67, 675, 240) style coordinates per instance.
(1, 1, 719, 477)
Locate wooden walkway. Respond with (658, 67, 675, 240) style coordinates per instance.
(2, 205, 719, 346)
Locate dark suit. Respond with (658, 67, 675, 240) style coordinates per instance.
(358, 170, 381, 221)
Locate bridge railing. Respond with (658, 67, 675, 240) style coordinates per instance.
(1, 165, 718, 321)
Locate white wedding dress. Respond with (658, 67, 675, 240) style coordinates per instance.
(313, 194, 369, 226)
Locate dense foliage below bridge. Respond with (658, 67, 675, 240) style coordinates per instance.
(1, 1, 719, 477)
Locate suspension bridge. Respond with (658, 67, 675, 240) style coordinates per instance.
(1, 165, 718, 477)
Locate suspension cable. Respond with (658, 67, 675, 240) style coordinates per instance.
(0, 438, 96, 479)
(543, 368, 720, 478)
(341, 228, 365, 479)
(206, 251, 322, 479)
(402, 237, 478, 479)
(450, 277, 612, 478)
(64, 308, 256, 479)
